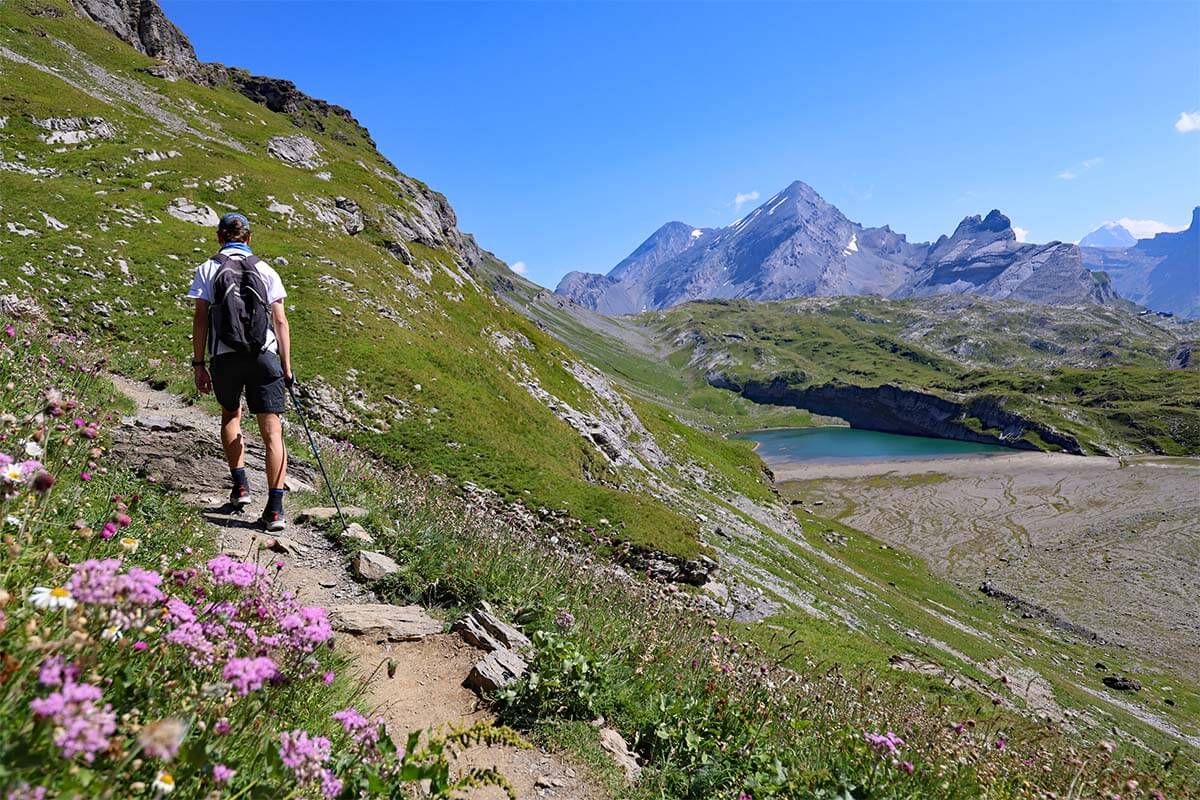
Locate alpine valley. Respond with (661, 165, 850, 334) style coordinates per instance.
(1, 1, 1198, 798)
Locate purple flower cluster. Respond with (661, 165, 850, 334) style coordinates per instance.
(864, 730, 906, 756)
(279, 729, 333, 785)
(67, 559, 164, 607)
(207, 554, 266, 589)
(280, 606, 334, 653)
(223, 656, 279, 696)
(29, 677, 117, 762)
(332, 707, 382, 749)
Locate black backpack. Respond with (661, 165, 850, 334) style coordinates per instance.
(208, 253, 272, 353)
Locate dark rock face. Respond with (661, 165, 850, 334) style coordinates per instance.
(70, 0, 199, 75)
(1083, 207, 1200, 318)
(708, 374, 1084, 454)
(558, 182, 1115, 314)
(70, 0, 374, 143)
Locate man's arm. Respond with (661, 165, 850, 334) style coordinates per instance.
(192, 299, 212, 394)
(272, 301, 293, 383)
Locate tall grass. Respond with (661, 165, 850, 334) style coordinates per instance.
(294, 438, 1198, 799)
(0, 322, 519, 799)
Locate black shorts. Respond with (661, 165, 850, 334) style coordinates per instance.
(210, 351, 286, 415)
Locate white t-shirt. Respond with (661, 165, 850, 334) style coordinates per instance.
(186, 245, 287, 356)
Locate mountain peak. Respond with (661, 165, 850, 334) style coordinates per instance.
(1080, 222, 1136, 249)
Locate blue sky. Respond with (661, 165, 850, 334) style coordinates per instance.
(164, 1, 1200, 288)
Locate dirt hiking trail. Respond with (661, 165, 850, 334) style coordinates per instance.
(109, 376, 605, 800)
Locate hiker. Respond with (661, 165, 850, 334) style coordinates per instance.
(187, 212, 293, 532)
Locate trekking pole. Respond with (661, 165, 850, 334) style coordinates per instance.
(286, 380, 349, 533)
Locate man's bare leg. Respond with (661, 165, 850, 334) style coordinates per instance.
(256, 412, 287, 490)
(220, 407, 245, 469)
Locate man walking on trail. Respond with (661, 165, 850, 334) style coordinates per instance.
(187, 212, 293, 532)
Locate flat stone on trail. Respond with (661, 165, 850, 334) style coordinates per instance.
(351, 550, 399, 581)
(329, 604, 440, 641)
(297, 506, 369, 524)
(464, 647, 527, 693)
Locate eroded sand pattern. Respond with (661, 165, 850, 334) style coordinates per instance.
(776, 452, 1200, 679)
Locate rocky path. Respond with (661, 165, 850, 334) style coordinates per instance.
(109, 376, 605, 800)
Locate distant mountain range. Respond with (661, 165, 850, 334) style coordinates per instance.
(1081, 208, 1200, 318)
(556, 181, 1197, 316)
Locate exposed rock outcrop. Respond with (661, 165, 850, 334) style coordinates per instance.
(709, 374, 1084, 454)
(267, 135, 324, 169)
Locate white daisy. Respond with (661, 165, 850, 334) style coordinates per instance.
(23, 440, 43, 458)
(120, 537, 140, 553)
(152, 770, 176, 794)
(2, 465, 23, 483)
(101, 625, 124, 641)
(28, 586, 76, 610)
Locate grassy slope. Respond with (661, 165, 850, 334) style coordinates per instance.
(485, 283, 1200, 759)
(645, 297, 1200, 455)
(5, 1, 1198, 775)
(0, 0, 702, 557)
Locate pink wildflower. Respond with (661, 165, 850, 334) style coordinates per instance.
(213, 718, 231, 736)
(332, 707, 381, 748)
(223, 656, 278, 696)
(207, 554, 265, 589)
(320, 768, 342, 799)
(280, 607, 333, 652)
(100, 522, 117, 539)
(278, 729, 331, 783)
(864, 730, 906, 756)
(212, 764, 235, 785)
(29, 680, 116, 762)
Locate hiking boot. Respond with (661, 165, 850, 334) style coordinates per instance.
(259, 509, 287, 533)
(230, 483, 252, 508)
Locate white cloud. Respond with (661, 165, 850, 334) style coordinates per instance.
(1174, 111, 1200, 133)
(510, 260, 527, 275)
(1109, 218, 1186, 239)
(1012, 226, 1030, 243)
(733, 190, 760, 211)
(1058, 156, 1102, 180)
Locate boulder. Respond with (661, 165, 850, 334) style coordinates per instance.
(464, 648, 527, 693)
(1102, 675, 1142, 692)
(454, 602, 532, 653)
(166, 198, 219, 226)
(351, 550, 399, 582)
(329, 604, 440, 642)
(599, 727, 641, 782)
(296, 506, 369, 523)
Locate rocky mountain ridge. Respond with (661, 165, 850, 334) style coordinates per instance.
(1082, 207, 1200, 318)
(557, 181, 1142, 313)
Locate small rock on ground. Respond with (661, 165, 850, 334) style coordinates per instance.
(465, 648, 527, 693)
(352, 550, 399, 581)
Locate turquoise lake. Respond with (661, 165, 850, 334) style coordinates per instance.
(736, 426, 1015, 464)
